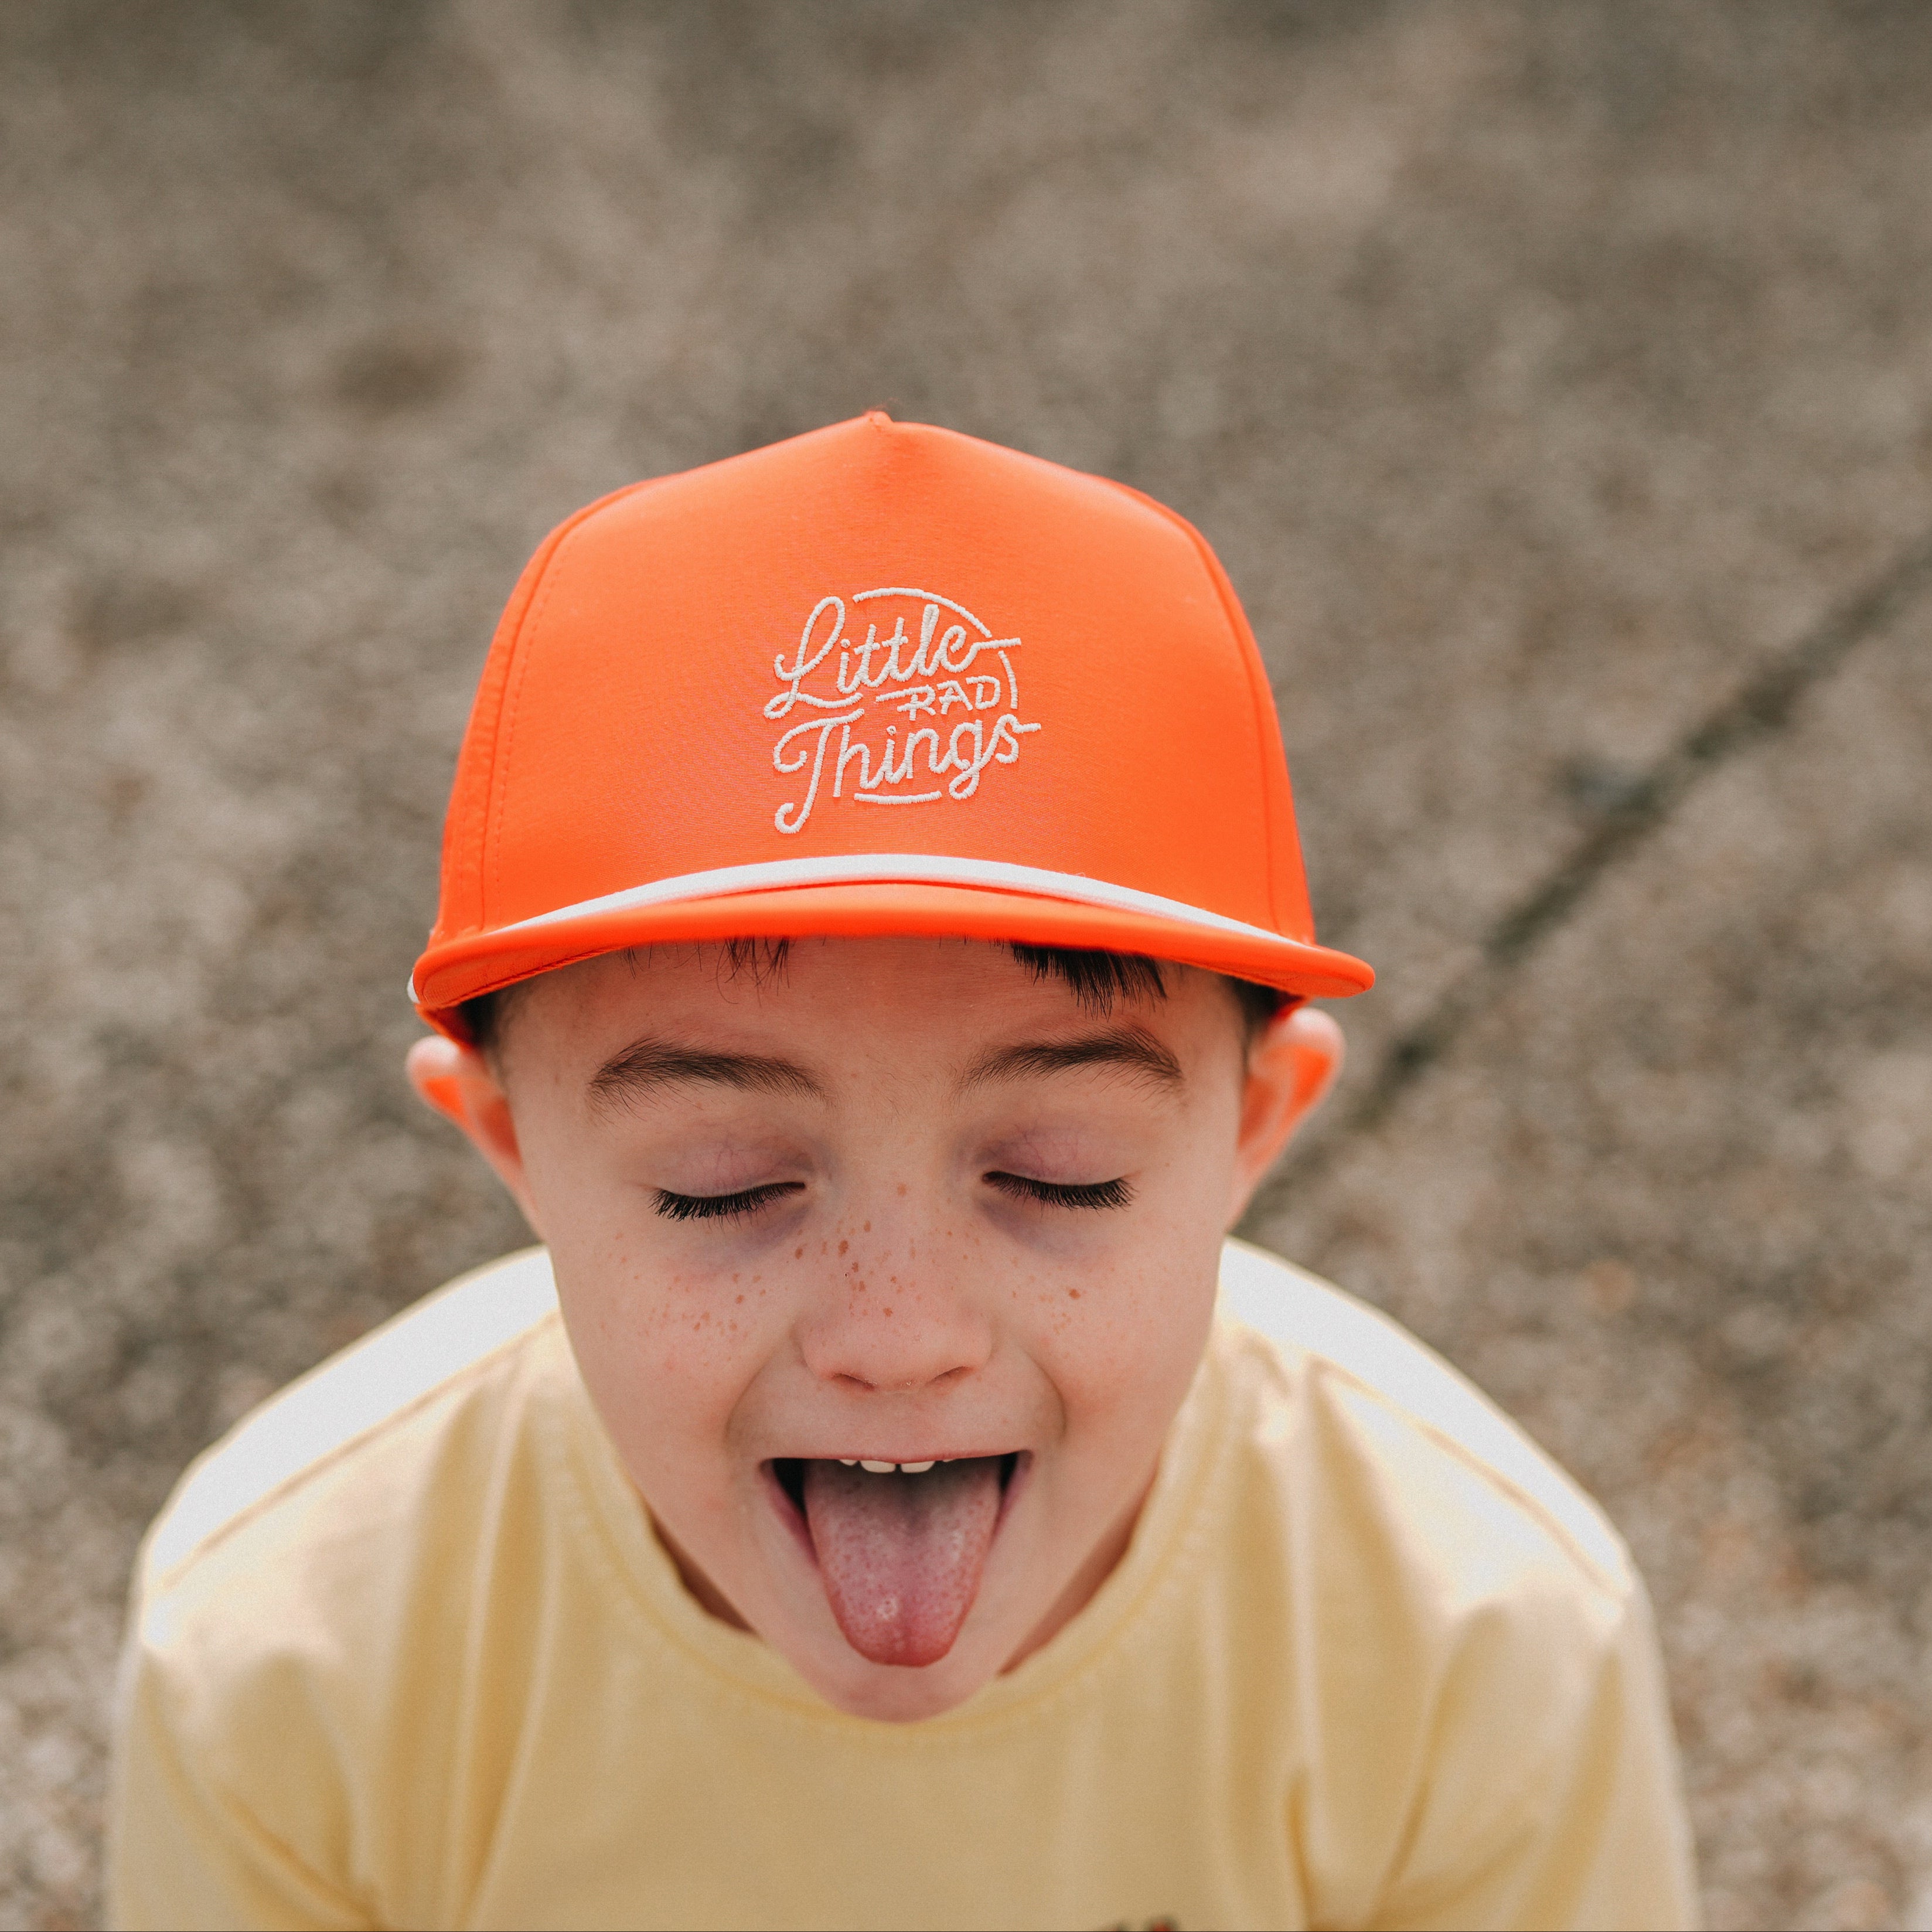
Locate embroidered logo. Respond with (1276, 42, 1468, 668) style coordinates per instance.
(762, 587, 1041, 835)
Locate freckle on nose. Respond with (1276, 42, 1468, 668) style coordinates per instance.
(839, 1239, 849, 1255)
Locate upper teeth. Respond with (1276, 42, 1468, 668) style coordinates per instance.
(844, 1458, 938, 1474)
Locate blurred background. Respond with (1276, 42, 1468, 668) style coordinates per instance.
(2, 3, 1930, 1925)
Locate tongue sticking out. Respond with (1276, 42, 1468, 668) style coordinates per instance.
(800, 1457, 1004, 1667)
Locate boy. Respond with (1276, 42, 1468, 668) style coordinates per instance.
(109, 414, 1697, 1928)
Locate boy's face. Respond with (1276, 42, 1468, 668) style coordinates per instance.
(413, 939, 1337, 1722)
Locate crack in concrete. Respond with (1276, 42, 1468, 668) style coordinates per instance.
(1242, 527, 1932, 1230)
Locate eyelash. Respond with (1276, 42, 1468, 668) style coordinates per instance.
(654, 1174, 1135, 1221)
(653, 1183, 805, 1222)
(985, 1173, 1135, 1211)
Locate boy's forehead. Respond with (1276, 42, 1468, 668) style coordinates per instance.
(488, 941, 1234, 1092)
(512, 942, 1198, 1112)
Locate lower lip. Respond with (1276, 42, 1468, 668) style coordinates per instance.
(760, 1453, 1033, 1570)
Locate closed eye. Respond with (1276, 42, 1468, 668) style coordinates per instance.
(654, 1183, 805, 1222)
(984, 1173, 1134, 1211)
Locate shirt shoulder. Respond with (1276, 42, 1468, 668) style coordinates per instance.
(1209, 1243, 1694, 1928)
(116, 1250, 575, 1929)
(1215, 1236, 1633, 1602)
(141, 1245, 561, 1594)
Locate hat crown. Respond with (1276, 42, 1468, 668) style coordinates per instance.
(416, 415, 1369, 1028)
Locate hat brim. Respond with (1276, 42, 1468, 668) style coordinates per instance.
(413, 874, 1372, 1041)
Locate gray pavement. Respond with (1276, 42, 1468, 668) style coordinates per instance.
(2, 5, 1930, 1925)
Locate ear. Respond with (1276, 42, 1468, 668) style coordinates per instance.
(1226, 1004, 1344, 1226)
(406, 1034, 545, 1235)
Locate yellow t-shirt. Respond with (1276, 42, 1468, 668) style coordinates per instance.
(109, 1241, 1697, 1931)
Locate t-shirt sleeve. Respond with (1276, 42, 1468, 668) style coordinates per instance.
(1362, 1572, 1698, 1932)
(108, 1639, 373, 1932)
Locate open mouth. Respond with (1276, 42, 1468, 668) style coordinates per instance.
(767, 1453, 1025, 1669)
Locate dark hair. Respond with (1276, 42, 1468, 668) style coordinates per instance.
(460, 941, 1287, 1055)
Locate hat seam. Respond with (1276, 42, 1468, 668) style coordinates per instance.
(1200, 537, 1287, 939)
(443, 538, 557, 945)
(1083, 477, 1285, 937)
(482, 479, 663, 932)
(486, 558, 551, 933)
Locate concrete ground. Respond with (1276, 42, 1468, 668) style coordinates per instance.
(2, 4, 1929, 1924)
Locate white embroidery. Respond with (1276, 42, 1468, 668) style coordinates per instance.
(766, 589, 1042, 833)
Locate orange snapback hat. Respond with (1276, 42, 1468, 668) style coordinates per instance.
(411, 413, 1372, 1040)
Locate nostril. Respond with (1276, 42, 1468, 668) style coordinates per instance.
(799, 1307, 998, 1393)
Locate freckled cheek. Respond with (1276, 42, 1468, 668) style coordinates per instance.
(652, 1272, 785, 1364)
(565, 1263, 782, 1420)
(1007, 1242, 1214, 1427)
(1044, 1282, 1166, 1375)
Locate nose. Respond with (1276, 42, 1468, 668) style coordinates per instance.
(794, 1237, 995, 1393)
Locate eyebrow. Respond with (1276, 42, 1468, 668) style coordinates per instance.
(587, 1038, 823, 1110)
(962, 1025, 1185, 1093)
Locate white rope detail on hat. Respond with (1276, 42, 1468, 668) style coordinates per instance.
(477, 853, 1292, 948)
